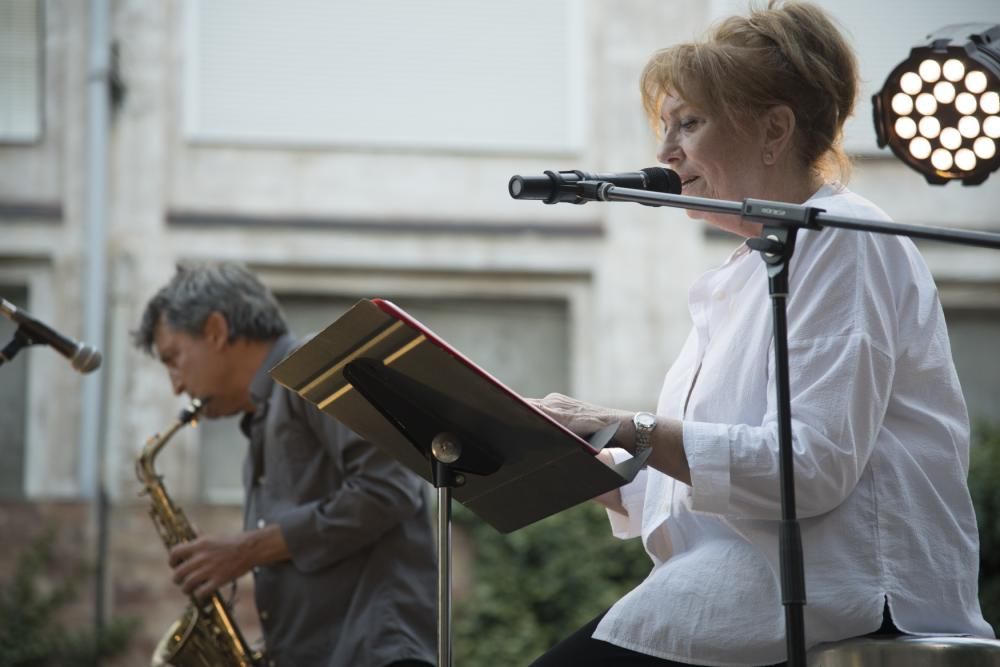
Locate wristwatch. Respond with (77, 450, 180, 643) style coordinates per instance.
(633, 411, 657, 456)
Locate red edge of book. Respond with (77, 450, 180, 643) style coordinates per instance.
(371, 297, 598, 456)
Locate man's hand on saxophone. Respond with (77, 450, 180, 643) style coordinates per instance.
(169, 524, 291, 600)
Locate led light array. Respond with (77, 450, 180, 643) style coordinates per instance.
(890, 57, 998, 171)
(874, 25, 1000, 185)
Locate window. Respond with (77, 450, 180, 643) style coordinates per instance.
(183, 0, 583, 153)
(945, 307, 1000, 427)
(0, 0, 42, 143)
(198, 293, 571, 503)
(0, 284, 29, 497)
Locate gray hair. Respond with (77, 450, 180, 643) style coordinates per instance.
(133, 262, 288, 355)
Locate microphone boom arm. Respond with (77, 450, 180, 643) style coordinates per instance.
(591, 183, 1000, 249)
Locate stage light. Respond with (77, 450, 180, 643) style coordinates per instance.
(873, 24, 1000, 185)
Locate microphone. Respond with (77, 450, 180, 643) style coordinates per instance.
(0, 297, 102, 373)
(508, 167, 681, 204)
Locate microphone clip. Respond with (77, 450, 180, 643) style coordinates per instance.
(541, 170, 596, 205)
(0, 327, 35, 368)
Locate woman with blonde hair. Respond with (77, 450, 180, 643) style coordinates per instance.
(529, 2, 993, 665)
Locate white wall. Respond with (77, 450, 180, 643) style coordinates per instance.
(0, 0, 997, 500)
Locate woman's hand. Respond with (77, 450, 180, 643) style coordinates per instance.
(529, 392, 633, 446)
(529, 393, 632, 512)
(530, 392, 691, 485)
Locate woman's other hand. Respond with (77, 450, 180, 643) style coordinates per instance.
(529, 392, 632, 441)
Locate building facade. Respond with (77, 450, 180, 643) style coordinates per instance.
(1, 0, 998, 663)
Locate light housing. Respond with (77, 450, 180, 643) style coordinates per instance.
(873, 23, 1000, 185)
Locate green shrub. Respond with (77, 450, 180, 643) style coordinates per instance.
(970, 421, 1000, 634)
(453, 501, 650, 666)
(0, 526, 137, 667)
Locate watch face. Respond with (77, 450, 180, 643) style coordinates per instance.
(635, 412, 656, 429)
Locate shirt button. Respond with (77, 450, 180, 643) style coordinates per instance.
(256, 475, 266, 486)
(260, 610, 269, 621)
(257, 518, 266, 528)
(714, 290, 726, 301)
(268, 660, 276, 667)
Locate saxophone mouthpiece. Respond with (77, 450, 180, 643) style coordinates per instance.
(180, 397, 209, 425)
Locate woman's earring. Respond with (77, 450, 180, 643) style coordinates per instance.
(763, 151, 775, 165)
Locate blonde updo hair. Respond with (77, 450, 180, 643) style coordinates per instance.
(640, 1, 859, 181)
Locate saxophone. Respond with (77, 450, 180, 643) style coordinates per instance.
(136, 398, 263, 667)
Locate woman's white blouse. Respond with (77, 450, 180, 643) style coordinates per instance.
(594, 184, 993, 666)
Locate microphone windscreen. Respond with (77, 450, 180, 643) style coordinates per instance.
(641, 167, 682, 195)
(72, 345, 102, 374)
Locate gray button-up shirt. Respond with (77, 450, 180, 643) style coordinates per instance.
(241, 335, 436, 667)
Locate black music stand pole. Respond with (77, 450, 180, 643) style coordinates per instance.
(430, 437, 464, 667)
(342, 359, 499, 667)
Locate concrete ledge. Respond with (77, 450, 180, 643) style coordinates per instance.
(167, 210, 604, 238)
(0, 201, 63, 223)
(808, 635, 1000, 666)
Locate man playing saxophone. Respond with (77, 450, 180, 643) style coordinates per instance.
(133, 262, 437, 667)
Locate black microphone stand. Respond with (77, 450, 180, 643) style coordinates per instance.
(564, 179, 1000, 667)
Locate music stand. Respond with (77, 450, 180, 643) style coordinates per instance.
(269, 298, 649, 667)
